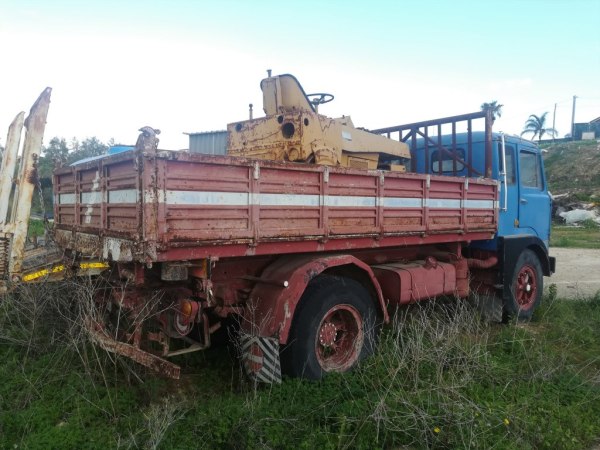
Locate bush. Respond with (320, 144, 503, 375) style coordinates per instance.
(1, 283, 599, 449)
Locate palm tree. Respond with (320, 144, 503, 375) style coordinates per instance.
(521, 112, 557, 142)
(481, 101, 503, 121)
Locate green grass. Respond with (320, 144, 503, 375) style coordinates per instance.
(1, 283, 599, 449)
(543, 140, 600, 195)
(551, 221, 600, 248)
(27, 219, 46, 238)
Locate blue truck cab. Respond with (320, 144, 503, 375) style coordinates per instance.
(373, 111, 555, 320)
(411, 131, 552, 248)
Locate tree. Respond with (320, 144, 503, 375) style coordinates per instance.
(38, 137, 70, 180)
(42, 137, 69, 161)
(38, 136, 110, 181)
(481, 101, 503, 121)
(69, 137, 108, 163)
(521, 112, 557, 142)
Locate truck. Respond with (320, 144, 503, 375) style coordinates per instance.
(0, 73, 555, 383)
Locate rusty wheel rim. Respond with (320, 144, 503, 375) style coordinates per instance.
(515, 265, 537, 310)
(315, 304, 363, 372)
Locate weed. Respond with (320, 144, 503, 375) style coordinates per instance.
(1, 283, 599, 449)
(27, 219, 46, 238)
(551, 224, 600, 248)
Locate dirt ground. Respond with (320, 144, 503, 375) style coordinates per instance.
(546, 247, 600, 299)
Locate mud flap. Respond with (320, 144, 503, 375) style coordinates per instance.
(239, 333, 282, 384)
(471, 292, 504, 323)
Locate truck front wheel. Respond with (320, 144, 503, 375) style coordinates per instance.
(505, 249, 543, 321)
(282, 275, 379, 380)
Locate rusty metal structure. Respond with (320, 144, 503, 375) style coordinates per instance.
(0, 89, 108, 292)
(228, 73, 410, 170)
(0, 89, 52, 290)
(1, 73, 554, 383)
(372, 109, 495, 178)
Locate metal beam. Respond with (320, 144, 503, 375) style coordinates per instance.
(0, 112, 24, 228)
(8, 87, 52, 277)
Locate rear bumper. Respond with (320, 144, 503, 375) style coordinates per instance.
(54, 229, 154, 262)
(85, 318, 181, 379)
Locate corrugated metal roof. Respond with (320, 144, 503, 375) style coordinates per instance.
(188, 130, 228, 155)
(185, 130, 228, 136)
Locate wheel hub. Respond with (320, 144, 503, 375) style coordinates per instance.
(319, 322, 337, 347)
(314, 303, 364, 372)
(516, 265, 537, 309)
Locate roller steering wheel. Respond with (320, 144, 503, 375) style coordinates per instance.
(307, 93, 334, 108)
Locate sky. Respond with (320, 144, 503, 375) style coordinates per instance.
(1, 0, 599, 150)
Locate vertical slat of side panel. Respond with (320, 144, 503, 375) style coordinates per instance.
(376, 173, 383, 235)
(461, 180, 467, 231)
(100, 159, 107, 231)
(143, 155, 161, 247)
(250, 163, 259, 242)
(75, 167, 81, 227)
(423, 176, 429, 234)
(321, 168, 329, 241)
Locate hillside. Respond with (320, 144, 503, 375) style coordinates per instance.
(542, 140, 600, 198)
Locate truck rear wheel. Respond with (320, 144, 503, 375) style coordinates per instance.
(282, 275, 379, 380)
(504, 249, 543, 321)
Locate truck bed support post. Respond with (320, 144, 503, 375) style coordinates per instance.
(8, 88, 52, 277)
(0, 113, 25, 227)
(484, 108, 493, 178)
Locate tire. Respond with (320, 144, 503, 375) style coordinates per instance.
(281, 275, 380, 380)
(504, 249, 543, 321)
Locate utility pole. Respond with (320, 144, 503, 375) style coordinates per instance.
(552, 103, 557, 142)
(570, 95, 577, 140)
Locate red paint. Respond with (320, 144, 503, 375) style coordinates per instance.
(54, 152, 498, 264)
(515, 264, 537, 311)
(372, 260, 457, 304)
(242, 254, 388, 344)
(315, 304, 363, 372)
(52, 149, 501, 378)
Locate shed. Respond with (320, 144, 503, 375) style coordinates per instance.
(573, 117, 600, 140)
(186, 130, 228, 155)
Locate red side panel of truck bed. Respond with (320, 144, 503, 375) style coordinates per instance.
(54, 150, 498, 262)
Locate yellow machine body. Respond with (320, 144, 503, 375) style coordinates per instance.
(227, 74, 410, 169)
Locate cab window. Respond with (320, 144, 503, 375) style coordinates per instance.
(499, 144, 516, 185)
(519, 150, 543, 189)
(431, 148, 465, 173)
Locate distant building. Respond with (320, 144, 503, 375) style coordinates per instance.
(185, 130, 228, 155)
(573, 116, 600, 140)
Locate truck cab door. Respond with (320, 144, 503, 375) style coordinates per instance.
(516, 147, 551, 247)
(498, 142, 519, 236)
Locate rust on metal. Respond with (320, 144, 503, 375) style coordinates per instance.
(243, 253, 389, 344)
(44, 74, 503, 380)
(371, 110, 493, 180)
(53, 147, 496, 267)
(484, 108, 493, 178)
(135, 126, 160, 153)
(227, 73, 410, 170)
(85, 318, 181, 379)
(9, 87, 52, 276)
(0, 112, 25, 227)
